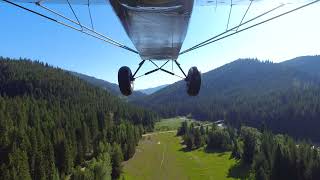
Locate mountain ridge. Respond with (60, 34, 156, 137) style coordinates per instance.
(138, 84, 169, 95)
(70, 71, 146, 101)
(133, 55, 320, 141)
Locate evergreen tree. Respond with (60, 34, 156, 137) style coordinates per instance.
(177, 121, 188, 136)
(231, 138, 242, 159)
(111, 144, 123, 179)
(194, 128, 204, 148)
(184, 134, 194, 150)
(8, 148, 32, 180)
(207, 129, 231, 151)
(241, 127, 260, 164)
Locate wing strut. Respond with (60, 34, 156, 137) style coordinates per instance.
(87, 0, 94, 30)
(226, 0, 233, 30)
(180, 0, 320, 55)
(2, 0, 139, 54)
(236, 0, 253, 32)
(66, 0, 82, 30)
(180, 3, 285, 55)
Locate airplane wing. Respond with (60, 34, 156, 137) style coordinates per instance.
(12, 0, 108, 4)
(3, 0, 319, 58)
(197, 0, 318, 6)
(8, 0, 317, 5)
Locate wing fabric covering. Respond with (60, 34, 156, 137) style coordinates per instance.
(7, 0, 318, 60)
(110, 0, 194, 60)
(12, 0, 316, 5)
(196, 0, 316, 6)
(13, 0, 109, 4)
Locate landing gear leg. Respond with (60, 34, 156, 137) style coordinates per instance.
(118, 60, 201, 97)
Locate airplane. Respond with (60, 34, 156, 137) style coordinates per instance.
(1, 0, 319, 96)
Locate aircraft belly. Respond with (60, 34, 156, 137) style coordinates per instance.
(110, 0, 194, 60)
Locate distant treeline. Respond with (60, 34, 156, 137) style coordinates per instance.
(0, 57, 158, 180)
(178, 122, 320, 180)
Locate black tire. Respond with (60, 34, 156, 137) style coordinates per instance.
(186, 66, 201, 96)
(118, 66, 133, 96)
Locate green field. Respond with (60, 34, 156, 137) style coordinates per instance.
(154, 117, 202, 132)
(122, 119, 240, 180)
(154, 117, 194, 131)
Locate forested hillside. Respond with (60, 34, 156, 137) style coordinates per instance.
(138, 84, 168, 95)
(71, 71, 146, 101)
(135, 56, 320, 141)
(178, 122, 320, 180)
(0, 57, 157, 179)
(282, 56, 320, 78)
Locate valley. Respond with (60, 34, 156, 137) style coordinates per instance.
(1, 56, 320, 180)
(2, 0, 320, 178)
(123, 117, 320, 180)
(122, 118, 239, 180)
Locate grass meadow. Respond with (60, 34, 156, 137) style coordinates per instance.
(122, 118, 241, 180)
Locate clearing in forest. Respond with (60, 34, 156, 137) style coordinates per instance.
(122, 119, 240, 180)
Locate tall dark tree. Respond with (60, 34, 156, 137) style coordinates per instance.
(8, 148, 32, 180)
(194, 128, 204, 148)
(111, 144, 123, 179)
(207, 129, 231, 151)
(177, 121, 188, 136)
(241, 127, 260, 164)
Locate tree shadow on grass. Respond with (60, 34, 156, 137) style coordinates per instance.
(227, 161, 251, 180)
(179, 146, 204, 152)
(179, 146, 190, 152)
(204, 147, 227, 154)
(179, 146, 229, 158)
(204, 147, 234, 157)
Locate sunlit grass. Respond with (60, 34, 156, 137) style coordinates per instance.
(154, 117, 193, 131)
(122, 130, 239, 180)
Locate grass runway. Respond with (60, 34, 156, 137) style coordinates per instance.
(122, 121, 240, 180)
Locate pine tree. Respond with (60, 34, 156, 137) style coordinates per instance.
(241, 127, 260, 164)
(111, 143, 123, 179)
(184, 133, 194, 150)
(8, 148, 32, 180)
(177, 121, 188, 136)
(231, 138, 242, 159)
(194, 128, 204, 148)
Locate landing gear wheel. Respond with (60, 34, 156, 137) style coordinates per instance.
(186, 67, 201, 96)
(118, 66, 134, 96)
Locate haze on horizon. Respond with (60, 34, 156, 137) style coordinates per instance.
(0, 1, 319, 89)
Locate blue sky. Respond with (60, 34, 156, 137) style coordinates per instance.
(0, 1, 319, 89)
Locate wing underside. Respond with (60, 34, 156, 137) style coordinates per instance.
(13, 0, 108, 4)
(10, 0, 316, 5)
(3, 0, 319, 60)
